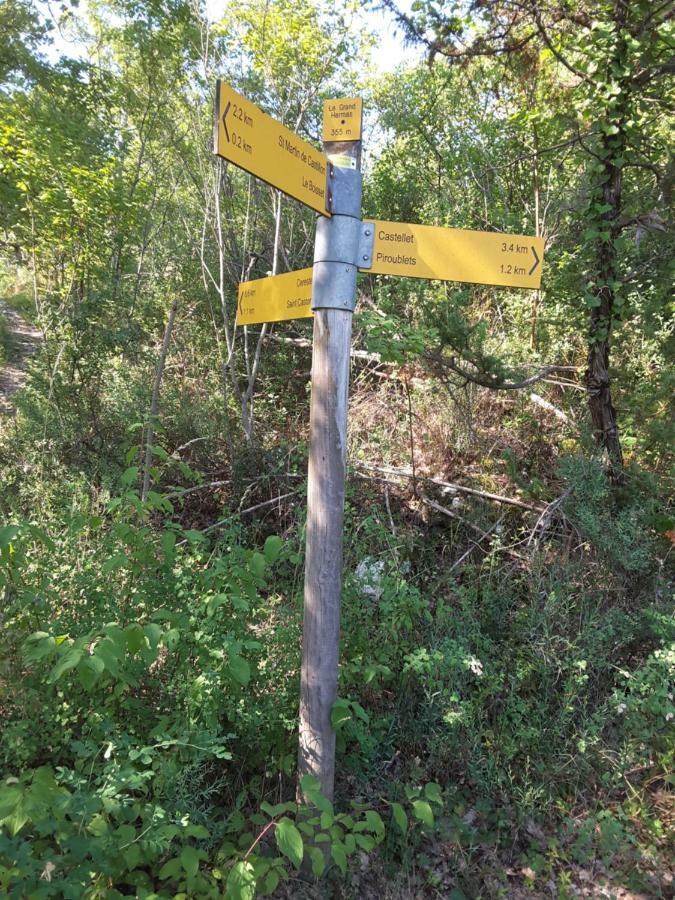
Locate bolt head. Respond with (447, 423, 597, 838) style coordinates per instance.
(362, 254, 369, 261)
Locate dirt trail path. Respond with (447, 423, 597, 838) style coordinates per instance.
(0, 299, 42, 415)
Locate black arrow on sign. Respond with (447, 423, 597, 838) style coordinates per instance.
(528, 245, 540, 276)
(222, 101, 231, 143)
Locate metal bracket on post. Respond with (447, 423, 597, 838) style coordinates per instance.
(358, 221, 375, 270)
(312, 165, 363, 313)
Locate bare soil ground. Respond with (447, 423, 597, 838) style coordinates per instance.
(0, 299, 42, 415)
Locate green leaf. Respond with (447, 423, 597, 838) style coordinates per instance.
(207, 593, 229, 617)
(308, 846, 325, 877)
(120, 466, 139, 486)
(185, 824, 209, 839)
(0, 784, 22, 820)
(330, 699, 351, 731)
(411, 799, 434, 827)
(0, 526, 19, 549)
(228, 655, 250, 686)
(158, 856, 182, 880)
(263, 535, 283, 562)
(180, 845, 200, 878)
(23, 632, 56, 662)
(48, 647, 83, 682)
(354, 833, 375, 851)
(161, 530, 176, 559)
(226, 860, 256, 900)
(364, 810, 385, 839)
(261, 866, 280, 895)
(424, 782, 443, 804)
(275, 817, 304, 869)
(250, 552, 267, 579)
(102, 553, 128, 574)
(331, 840, 347, 875)
(125, 623, 145, 654)
(95, 639, 123, 678)
(391, 802, 408, 834)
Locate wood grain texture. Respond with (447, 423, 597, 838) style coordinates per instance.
(298, 308, 352, 800)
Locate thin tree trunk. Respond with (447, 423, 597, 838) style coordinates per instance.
(240, 189, 282, 444)
(585, 1, 627, 481)
(141, 299, 178, 501)
(530, 124, 541, 350)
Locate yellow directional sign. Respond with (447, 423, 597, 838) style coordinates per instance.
(322, 98, 363, 142)
(214, 80, 330, 217)
(362, 221, 544, 289)
(237, 268, 313, 326)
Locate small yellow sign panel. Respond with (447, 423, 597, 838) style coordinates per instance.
(237, 268, 314, 326)
(215, 81, 330, 217)
(363, 221, 544, 290)
(322, 98, 363, 142)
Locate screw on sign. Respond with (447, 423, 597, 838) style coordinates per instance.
(214, 84, 545, 808)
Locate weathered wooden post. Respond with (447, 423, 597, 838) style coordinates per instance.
(297, 104, 368, 802)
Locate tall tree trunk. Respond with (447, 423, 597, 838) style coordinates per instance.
(585, 1, 627, 482)
(141, 299, 178, 501)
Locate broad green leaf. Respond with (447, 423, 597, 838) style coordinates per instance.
(0, 526, 19, 549)
(95, 639, 123, 677)
(226, 860, 256, 900)
(354, 833, 375, 851)
(424, 782, 443, 804)
(228, 655, 250, 686)
(0, 784, 22, 819)
(158, 857, 182, 880)
(263, 535, 283, 562)
(261, 865, 280, 895)
(308, 846, 325, 877)
(125, 623, 145, 654)
(23, 633, 56, 662)
(391, 802, 408, 834)
(411, 799, 434, 827)
(207, 593, 229, 617)
(250, 552, 266, 579)
(120, 466, 139, 486)
(330, 699, 351, 731)
(365, 810, 385, 839)
(48, 648, 83, 682)
(331, 840, 347, 875)
(102, 553, 128, 574)
(161, 530, 176, 558)
(275, 817, 303, 869)
(180, 845, 200, 878)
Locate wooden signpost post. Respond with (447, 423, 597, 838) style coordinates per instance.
(213, 83, 546, 806)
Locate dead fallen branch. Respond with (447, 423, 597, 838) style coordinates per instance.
(527, 488, 572, 547)
(450, 513, 506, 572)
(354, 461, 544, 512)
(420, 494, 528, 561)
(164, 479, 230, 500)
(529, 392, 572, 424)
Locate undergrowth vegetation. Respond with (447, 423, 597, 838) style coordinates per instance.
(1, 0, 673, 896)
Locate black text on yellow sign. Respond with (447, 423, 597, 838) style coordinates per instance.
(237, 269, 314, 326)
(214, 81, 330, 217)
(322, 98, 363, 142)
(362, 221, 544, 290)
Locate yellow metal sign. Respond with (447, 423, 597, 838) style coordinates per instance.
(322, 98, 363, 142)
(362, 221, 544, 289)
(215, 81, 330, 217)
(237, 268, 313, 326)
